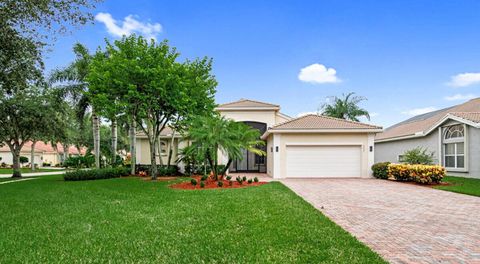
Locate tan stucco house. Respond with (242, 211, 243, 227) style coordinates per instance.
(375, 98, 480, 179)
(135, 99, 382, 178)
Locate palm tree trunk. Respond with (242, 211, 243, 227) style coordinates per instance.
(129, 115, 136, 175)
(111, 118, 117, 166)
(31, 141, 37, 171)
(92, 108, 100, 169)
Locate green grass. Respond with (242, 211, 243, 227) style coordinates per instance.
(0, 168, 64, 174)
(435, 176, 480, 197)
(0, 175, 385, 263)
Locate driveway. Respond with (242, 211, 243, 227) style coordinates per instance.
(281, 178, 480, 264)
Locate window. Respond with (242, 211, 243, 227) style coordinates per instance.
(443, 125, 465, 169)
(160, 141, 167, 156)
(397, 155, 406, 163)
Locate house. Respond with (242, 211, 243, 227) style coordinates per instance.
(375, 98, 480, 179)
(0, 141, 86, 167)
(135, 99, 382, 178)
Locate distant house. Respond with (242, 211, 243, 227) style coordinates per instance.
(0, 141, 86, 167)
(375, 98, 480, 179)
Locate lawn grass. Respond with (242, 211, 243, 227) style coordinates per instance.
(0, 175, 385, 263)
(435, 176, 480, 197)
(0, 168, 64, 174)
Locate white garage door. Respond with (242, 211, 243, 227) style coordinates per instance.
(286, 145, 362, 178)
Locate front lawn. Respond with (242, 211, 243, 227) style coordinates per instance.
(435, 176, 480, 197)
(0, 175, 385, 263)
(0, 168, 64, 174)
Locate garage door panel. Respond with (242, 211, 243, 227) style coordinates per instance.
(286, 145, 361, 178)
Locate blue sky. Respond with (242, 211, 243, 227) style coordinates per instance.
(44, 0, 480, 127)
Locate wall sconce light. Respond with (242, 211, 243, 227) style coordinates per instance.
(369, 146, 373, 152)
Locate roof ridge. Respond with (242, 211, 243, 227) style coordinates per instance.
(270, 113, 381, 129)
(316, 114, 382, 128)
(218, 98, 280, 108)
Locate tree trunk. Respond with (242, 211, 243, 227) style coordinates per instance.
(31, 141, 37, 171)
(129, 116, 136, 175)
(221, 158, 233, 178)
(92, 108, 101, 169)
(149, 138, 158, 179)
(167, 130, 176, 167)
(63, 143, 69, 162)
(111, 118, 117, 166)
(11, 148, 21, 178)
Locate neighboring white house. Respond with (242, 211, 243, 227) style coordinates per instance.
(375, 98, 480, 179)
(135, 99, 382, 179)
(0, 141, 85, 167)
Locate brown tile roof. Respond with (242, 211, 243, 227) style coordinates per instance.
(217, 99, 280, 109)
(136, 127, 176, 137)
(0, 141, 86, 155)
(270, 114, 382, 130)
(450, 112, 480, 123)
(376, 98, 480, 141)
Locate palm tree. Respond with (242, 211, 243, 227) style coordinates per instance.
(181, 115, 265, 180)
(49, 43, 101, 168)
(321, 92, 370, 122)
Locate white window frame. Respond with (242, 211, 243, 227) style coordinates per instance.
(442, 124, 467, 171)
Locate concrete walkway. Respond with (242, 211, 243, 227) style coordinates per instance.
(0, 170, 66, 179)
(281, 178, 480, 264)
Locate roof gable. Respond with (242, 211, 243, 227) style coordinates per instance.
(270, 114, 382, 130)
(216, 99, 280, 110)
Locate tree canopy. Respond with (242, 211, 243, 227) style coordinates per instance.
(321, 92, 370, 122)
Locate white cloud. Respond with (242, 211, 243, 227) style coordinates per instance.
(95, 12, 162, 40)
(444, 93, 477, 101)
(402, 107, 437, 116)
(447, 72, 480, 87)
(298, 63, 341, 84)
(296, 111, 319, 117)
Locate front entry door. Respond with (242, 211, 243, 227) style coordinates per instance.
(230, 121, 267, 173)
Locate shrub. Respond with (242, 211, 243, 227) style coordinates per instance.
(372, 162, 390, 179)
(191, 178, 198, 186)
(63, 155, 95, 168)
(42, 162, 52, 167)
(401, 147, 434, 165)
(19, 156, 28, 165)
(247, 178, 253, 184)
(64, 167, 130, 181)
(217, 181, 223, 187)
(254, 177, 259, 183)
(236, 176, 243, 185)
(388, 164, 445, 184)
(135, 165, 180, 176)
(200, 181, 205, 188)
(226, 175, 232, 181)
(242, 176, 247, 182)
(201, 175, 208, 181)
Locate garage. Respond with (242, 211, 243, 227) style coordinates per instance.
(286, 145, 362, 178)
(261, 114, 382, 179)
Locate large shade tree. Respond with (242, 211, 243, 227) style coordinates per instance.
(181, 115, 266, 180)
(321, 92, 370, 122)
(88, 35, 217, 178)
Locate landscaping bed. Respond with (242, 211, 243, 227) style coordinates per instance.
(170, 175, 268, 190)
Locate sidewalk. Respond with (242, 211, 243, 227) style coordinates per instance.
(0, 170, 66, 179)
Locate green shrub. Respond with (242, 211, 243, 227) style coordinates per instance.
(388, 164, 445, 184)
(236, 176, 243, 185)
(201, 175, 208, 181)
(64, 167, 130, 181)
(19, 156, 28, 164)
(242, 176, 247, 182)
(217, 181, 223, 187)
(191, 179, 198, 186)
(247, 179, 253, 184)
(401, 147, 434, 165)
(226, 175, 232, 181)
(254, 177, 259, 183)
(135, 165, 180, 176)
(63, 155, 95, 168)
(200, 181, 205, 188)
(372, 162, 390, 179)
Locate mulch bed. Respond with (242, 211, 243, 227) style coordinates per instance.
(139, 176, 178, 181)
(169, 175, 268, 190)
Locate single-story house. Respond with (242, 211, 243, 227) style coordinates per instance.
(135, 99, 383, 178)
(375, 98, 480, 179)
(0, 141, 85, 167)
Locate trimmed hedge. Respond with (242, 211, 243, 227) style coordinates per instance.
(184, 164, 226, 176)
(135, 165, 180, 176)
(372, 162, 390, 179)
(387, 164, 445, 184)
(64, 167, 130, 181)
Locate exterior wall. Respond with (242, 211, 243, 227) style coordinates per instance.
(0, 151, 43, 167)
(374, 130, 440, 164)
(266, 135, 273, 176)
(136, 137, 180, 165)
(446, 125, 480, 179)
(273, 133, 373, 178)
(275, 113, 290, 124)
(43, 153, 60, 166)
(218, 110, 277, 127)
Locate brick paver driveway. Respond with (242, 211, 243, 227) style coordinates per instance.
(281, 178, 480, 264)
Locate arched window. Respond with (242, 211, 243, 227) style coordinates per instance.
(443, 125, 465, 169)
